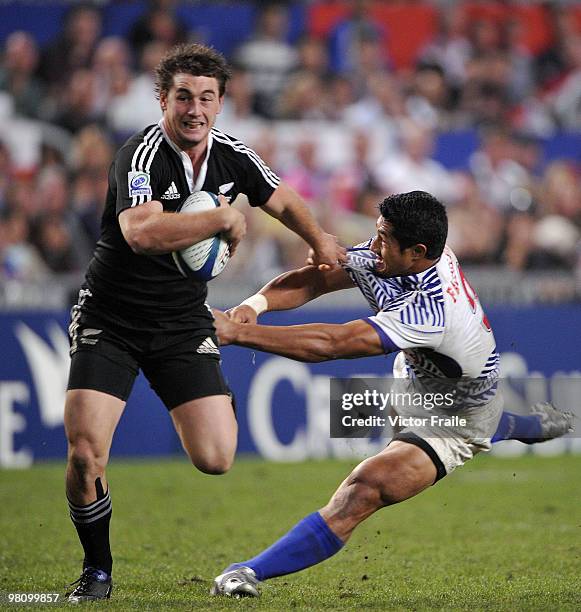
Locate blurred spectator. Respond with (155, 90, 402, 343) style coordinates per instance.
(327, 0, 388, 76)
(535, 5, 579, 93)
(0, 32, 45, 119)
(504, 211, 579, 272)
(447, 176, 503, 264)
(128, 0, 187, 60)
(281, 137, 329, 215)
(328, 130, 376, 213)
(538, 161, 581, 226)
(69, 125, 112, 245)
(51, 69, 104, 134)
(235, 3, 298, 118)
(512, 89, 556, 138)
(0, 141, 13, 210)
(356, 182, 384, 220)
(373, 120, 465, 204)
(460, 52, 512, 127)
(511, 132, 543, 178)
(91, 37, 133, 117)
(34, 215, 80, 274)
(470, 18, 503, 57)
(70, 170, 103, 247)
(215, 66, 265, 142)
(343, 72, 405, 163)
(107, 40, 166, 137)
(39, 4, 102, 90)
(342, 28, 390, 97)
(344, 71, 406, 128)
(550, 33, 581, 129)
(278, 72, 327, 120)
(406, 63, 454, 129)
(0, 209, 47, 280)
(70, 125, 114, 177)
(504, 17, 534, 103)
(419, 4, 471, 91)
(532, 214, 580, 270)
(503, 212, 536, 270)
(5, 178, 38, 219)
(295, 35, 331, 81)
(469, 126, 534, 212)
(31, 167, 93, 270)
(324, 74, 356, 121)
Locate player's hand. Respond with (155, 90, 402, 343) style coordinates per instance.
(218, 196, 246, 256)
(212, 308, 238, 345)
(307, 233, 347, 271)
(226, 304, 258, 324)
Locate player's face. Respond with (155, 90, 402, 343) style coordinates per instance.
(371, 217, 417, 277)
(160, 73, 223, 151)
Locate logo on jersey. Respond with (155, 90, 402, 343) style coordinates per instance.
(128, 171, 152, 197)
(218, 182, 235, 202)
(161, 182, 181, 200)
(79, 327, 102, 346)
(197, 337, 220, 355)
(81, 328, 102, 337)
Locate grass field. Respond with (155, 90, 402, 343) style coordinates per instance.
(1, 454, 580, 611)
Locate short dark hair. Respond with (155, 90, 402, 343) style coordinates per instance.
(379, 191, 448, 259)
(154, 43, 232, 98)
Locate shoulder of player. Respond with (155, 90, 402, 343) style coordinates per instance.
(210, 128, 269, 167)
(210, 128, 280, 188)
(210, 128, 253, 158)
(115, 124, 167, 169)
(383, 272, 446, 326)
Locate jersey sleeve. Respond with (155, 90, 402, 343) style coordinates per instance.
(240, 147, 280, 206)
(365, 292, 445, 353)
(114, 136, 166, 215)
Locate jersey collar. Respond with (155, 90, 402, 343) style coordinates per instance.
(158, 119, 213, 193)
(346, 243, 441, 292)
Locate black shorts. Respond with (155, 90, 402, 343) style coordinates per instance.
(67, 308, 230, 410)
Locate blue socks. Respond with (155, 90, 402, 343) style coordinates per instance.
(226, 511, 344, 581)
(492, 411, 542, 444)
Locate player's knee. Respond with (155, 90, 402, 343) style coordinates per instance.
(322, 458, 386, 518)
(190, 450, 234, 475)
(375, 452, 426, 504)
(347, 454, 417, 507)
(68, 438, 106, 480)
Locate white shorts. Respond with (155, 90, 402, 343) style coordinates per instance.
(391, 352, 504, 479)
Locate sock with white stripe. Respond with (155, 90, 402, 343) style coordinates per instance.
(68, 479, 113, 575)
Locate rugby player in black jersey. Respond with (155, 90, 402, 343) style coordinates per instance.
(64, 43, 344, 602)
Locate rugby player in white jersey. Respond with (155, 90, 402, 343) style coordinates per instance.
(210, 190, 573, 597)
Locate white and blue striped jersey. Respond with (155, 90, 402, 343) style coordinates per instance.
(344, 240, 499, 400)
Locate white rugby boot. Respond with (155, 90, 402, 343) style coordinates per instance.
(210, 566, 260, 598)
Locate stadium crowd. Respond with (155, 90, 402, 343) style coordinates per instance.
(0, 0, 580, 289)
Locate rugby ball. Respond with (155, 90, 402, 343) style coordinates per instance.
(172, 191, 230, 281)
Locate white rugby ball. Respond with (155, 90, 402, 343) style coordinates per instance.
(172, 191, 230, 282)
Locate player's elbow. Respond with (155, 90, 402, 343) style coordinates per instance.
(123, 224, 159, 255)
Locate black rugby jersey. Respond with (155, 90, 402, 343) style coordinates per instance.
(83, 122, 280, 329)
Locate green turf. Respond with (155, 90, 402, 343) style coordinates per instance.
(0, 454, 580, 610)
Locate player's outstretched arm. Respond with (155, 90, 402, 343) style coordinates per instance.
(261, 182, 346, 269)
(118, 197, 246, 255)
(227, 265, 355, 323)
(213, 310, 386, 362)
